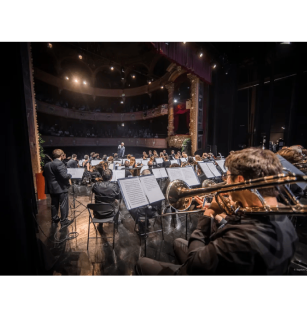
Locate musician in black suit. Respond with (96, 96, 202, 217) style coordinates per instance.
(124, 160, 132, 177)
(67, 154, 78, 168)
(162, 155, 171, 168)
(43, 149, 74, 227)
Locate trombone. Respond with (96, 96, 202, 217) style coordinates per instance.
(166, 172, 307, 216)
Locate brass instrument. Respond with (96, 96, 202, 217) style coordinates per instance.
(293, 160, 307, 174)
(166, 172, 307, 215)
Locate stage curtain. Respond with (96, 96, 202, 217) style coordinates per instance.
(151, 42, 212, 84)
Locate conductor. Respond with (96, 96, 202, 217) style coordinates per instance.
(118, 142, 125, 158)
(43, 149, 74, 228)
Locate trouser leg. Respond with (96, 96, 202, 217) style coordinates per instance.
(59, 192, 69, 223)
(135, 257, 181, 275)
(50, 194, 60, 221)
(173, 238, 189, 264)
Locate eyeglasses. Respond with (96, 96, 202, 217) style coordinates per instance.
(222, 173, 236, 182)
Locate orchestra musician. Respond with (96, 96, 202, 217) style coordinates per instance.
(67, 154, 78, 168)
(135, 148, 298, 275)
(82, 155, 90, 171)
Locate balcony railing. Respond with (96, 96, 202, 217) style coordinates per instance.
(36, 100, 168, 122)
(41, 136, 167, 148)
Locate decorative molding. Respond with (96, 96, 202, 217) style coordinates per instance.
(42, 136, 167, 148)
(165, 82, 175, 137)
(187, 73, 199, 154)
(167, 135, 191, 149)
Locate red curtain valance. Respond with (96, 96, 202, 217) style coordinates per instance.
(151, 42, 212, 84)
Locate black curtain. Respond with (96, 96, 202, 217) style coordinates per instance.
(1, 43, 42, 275)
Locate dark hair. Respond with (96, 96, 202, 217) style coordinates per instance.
(277, 148, 303, 164)
(84, 154, 89, 160)
(124, 160, 130, 167)
(170, 163, 180, 168)
(52, 149, 64, 159)
(102, 169, 113, 181)
(102, 154, 107, 160)
(90, 152, 95, 157)
(188, 156, 194, 164)
(141, 169, 151, 176)
(225, 148, 282, 197)
(72, 154, 77, 159)
(114, 153, 118, 158)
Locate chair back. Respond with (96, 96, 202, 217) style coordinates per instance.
(87, 202, 115, 219)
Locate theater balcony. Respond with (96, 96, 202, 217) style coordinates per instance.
(41, 135, 167, 148)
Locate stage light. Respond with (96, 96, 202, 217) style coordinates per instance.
(121, 123, 125, 127)
(148, 80, 151, 84)
(110, 66, 114, 70)
(83, 81, 87, 85)
(225, 72, 228, 75)
(48, 43, 52, 48)
(199, 53, 203, 57)
(121, 77, 124, 80)
(65, 76, 69, 80)
(213, 64, 217, 69)
(74, 79, 78, 83)
(132, 74, 136, 79)
(174, 99, 177, 103)
(160, 85, 164, 89)
(120, 101, 124, 104)
(78, 55, 83, 60)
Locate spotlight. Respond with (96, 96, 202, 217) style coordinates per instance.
(213, 64, 217, 69)
(160, 85, 164, 89)
(48, 43, 52, 48)
(110, 66, 114, 70)
(74, 79, 78, 83)
(120, 101, 124, 104)
(148, 80, 152, 85)
(83, 81, 87, 85)
(174, 99, 177, 103)
(132, 74, 136, 79)
(65, 76, 69, 80)
(121, 123, 125, 127)
(225, 72, 228, 75)
(199, 53, 203, 57)
(78, 55, 82, 60)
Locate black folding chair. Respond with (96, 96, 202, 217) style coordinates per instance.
(86, 203, 120, 251)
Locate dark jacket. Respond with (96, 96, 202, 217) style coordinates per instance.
(176, 214, 298, 275)
(43, 159, 72, 194)
(162, 160, 171, 168)
(67, 159, 78, 168)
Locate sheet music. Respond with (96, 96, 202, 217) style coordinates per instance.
(111, 170, 125, 182)
(207, 162, 221, 177)
(198, 162, 215, 178)
(141, 165, 149, 171)
(67, 168, 84, 179)
(91, 160, 101, 166)
(118, 177, 148, 210)
(140, 175, 164, 204)
(108, 163, 114, 170)
(78, 159, 84, 166)
(170, 160, 179, 165)
(181, 166, 200, 186)
(152, 168, 168, 179)
(117, 166, 125, 170)
(216, 159, 226, 171)
(155, 157, 163, 164)
(135, 159, 143, 164)
(167, 167, 184, 182)
(180, 158, 187, 162)
(277, 155, 307, 190)
(141, 159, 149, 166)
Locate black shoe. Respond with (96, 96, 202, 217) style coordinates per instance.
(60, 219, 74, 229)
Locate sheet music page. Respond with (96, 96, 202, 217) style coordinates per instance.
(140, 175, 164, 204)
(155, 158, 163, 164)
(152, 168, 162, 179)
(78, 159, 84, 166)
(170, 160, 179, 164)
(119, 177, 148, 210)
(181, 166, 199, 186)
(117, 166, 125, 170)
(141, 165, 149, 171)
(135, 159, 143, 164)
(115, 170, 125, 180)
(207, 162, 221, 177)
(198, 163, 215, 178)
(277, 155, 307, 190)
(91, 160, 101, 166)
(67, 168, 84, 179)
(141, 159, 149, 165)
(166, 168, 184, 182)
(159, 168, 168, 178)
(180, 158, 187, 162)
(108, 163, 114, 170)
(216, 159, 226, 171)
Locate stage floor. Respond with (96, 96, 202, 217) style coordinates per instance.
(36, 191, 307, 275)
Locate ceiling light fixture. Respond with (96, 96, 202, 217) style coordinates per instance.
(160, 85, 164, 89)
(199, 53, 203, 57)
(83, 81, 87, 85)
(110, 66, 114, 70)
(174, 99, 177, 103)
(213, 64, 217, 69)
(132, 75, 136, 79)
(74, 79, 78, 83)
(120, 101, 124, 104)
(78, 55, 82, 60)
(65, 76, 69, 80)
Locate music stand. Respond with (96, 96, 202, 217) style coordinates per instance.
(67, 169, 88, 231)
